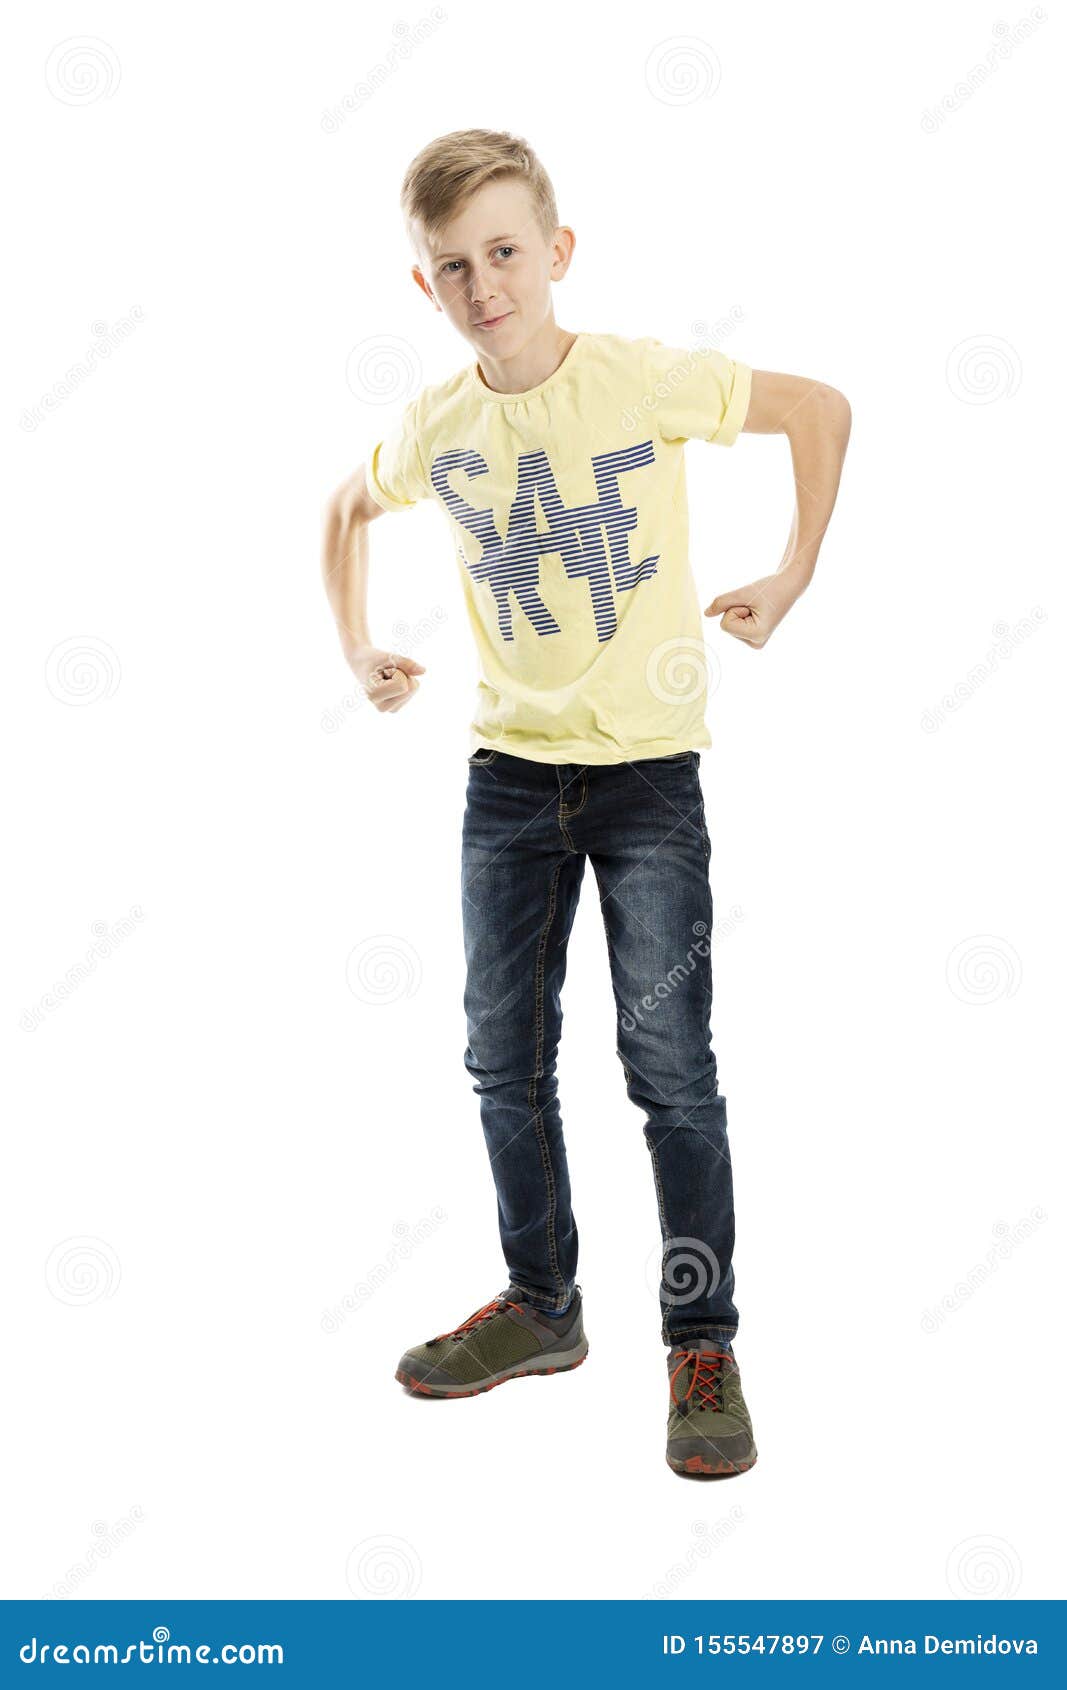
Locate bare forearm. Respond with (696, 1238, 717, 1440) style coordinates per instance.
(319, 474, 425, 708)
(707, 373, 852, 645)
(321, 487, 372, 661)
(779, 389, 851, 584)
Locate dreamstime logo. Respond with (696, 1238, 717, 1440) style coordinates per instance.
(345, 934, 422, 1004)
(619, 918, 731, 1033)
(345, 1535, 422, 1598)
(921, 11, 1046, 132)
(945, 935, 1021, 1005)
(19, 1628, 283, 1666)
(645, 1235, 722, 1309)
(711, 905, 745, 944)
(920, 608, 1046, 732)
(690, 312, 745, 346)
(346, 335, 421, 407)
(622, 310, 745, 433)
(45, 37, 121, 105)
(945, 336, 1022, 404)
(21, 905, 147, 1034)
(920, 1208, 1046, 1334)
(45, 1237, 122, 1306)
(645, 37, 722, 106)
(321, 11, 448, 133)
(21, 908, 146, 1031)
(945, 1534, 1023, 1598)
(45, 637, 122, 705)
(641, 1511, 745, 1598)
(646, 637, 720, 707)
(44, 1508, 146, 1598)
(321, 1210, 447, 1333)
(320, 609, 446, 733)
(21, 309, 145, 431)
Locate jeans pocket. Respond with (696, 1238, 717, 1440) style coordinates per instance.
(467, 748, 500, 767)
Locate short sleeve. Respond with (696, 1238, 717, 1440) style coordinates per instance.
(364, 396, 430, 512)
(642, 339, 752, 447)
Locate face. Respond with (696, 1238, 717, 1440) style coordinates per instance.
(412, 176, 575, 357)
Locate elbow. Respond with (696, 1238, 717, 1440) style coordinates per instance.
(824, 384, 851, 430)
(326, 465, 381, 531)
(812, 384, 852, 446)
(781, 384, 851, 455)
(322, 484, 359, 540)
(322, 482, 347, 532)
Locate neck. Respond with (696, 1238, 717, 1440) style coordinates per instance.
(475, 319, 577, 395)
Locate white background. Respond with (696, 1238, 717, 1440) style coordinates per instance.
(4, 0, 1063, 1603)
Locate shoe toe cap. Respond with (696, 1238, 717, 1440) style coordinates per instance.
(667, 1428, 756, 1468)
(396, 1343, 464, 1389)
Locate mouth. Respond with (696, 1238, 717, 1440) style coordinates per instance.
(472, 312, 512, 330)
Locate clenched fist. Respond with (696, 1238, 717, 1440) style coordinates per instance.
(347, 647, 426, 713)
(706, 563, 811, 649)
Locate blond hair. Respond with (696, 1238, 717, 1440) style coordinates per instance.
(401, 128, 559, 253)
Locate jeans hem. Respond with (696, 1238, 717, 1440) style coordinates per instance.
(509, 1281, 574, 1314)
(664, 1326, 737, 1348)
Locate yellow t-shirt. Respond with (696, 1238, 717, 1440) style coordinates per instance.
(364, 330, 752, 764)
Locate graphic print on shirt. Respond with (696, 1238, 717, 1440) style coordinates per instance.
(430, 440, 660, 643)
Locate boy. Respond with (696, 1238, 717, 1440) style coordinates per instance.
(321, 129, 850, 1477)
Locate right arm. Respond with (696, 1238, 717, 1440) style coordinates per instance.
(320, 465, 426, 713)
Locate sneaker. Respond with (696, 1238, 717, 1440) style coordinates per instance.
(395, 1286, 588, 1398)
(665, 1339, 758, 1476)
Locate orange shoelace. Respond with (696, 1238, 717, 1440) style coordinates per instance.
(669, 1348, 731, 1412)
(430, 1297, 525, 1344)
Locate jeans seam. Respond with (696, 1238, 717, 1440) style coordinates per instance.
(603, 875, 672, 1335)
(596, 875, 634, 1084)
(529, 856, 566, 1300)
(644, 1131, 674, 1343)
(645, 1134, 669, 1237)
(559, 771, 588, 817)
(596, 839, 726, 1346)
(555, 768, 587, 846)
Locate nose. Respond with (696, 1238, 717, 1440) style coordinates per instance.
(470, 266, 498, 306)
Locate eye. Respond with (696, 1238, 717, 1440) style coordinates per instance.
(440, 246, 515, 276)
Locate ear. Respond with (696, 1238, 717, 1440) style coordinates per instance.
(411, 265, 440, 311)
(551, 226, 577, 281)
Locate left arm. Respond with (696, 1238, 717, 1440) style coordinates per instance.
(707, 370, 852, 647)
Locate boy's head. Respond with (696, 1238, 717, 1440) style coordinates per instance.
(401, 128, 575, 361)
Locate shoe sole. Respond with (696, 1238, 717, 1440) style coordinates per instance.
(396, 1338, 589, 1398)
(666, 1449, 758, 1477)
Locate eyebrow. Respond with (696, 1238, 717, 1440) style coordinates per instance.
(433, 234, 518, 261)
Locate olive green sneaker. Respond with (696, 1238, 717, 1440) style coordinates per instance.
(666, 1339, 758, 1476)
(395, 1286, 588, 1398)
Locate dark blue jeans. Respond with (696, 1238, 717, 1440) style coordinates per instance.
(461, 747, 739, 1350)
